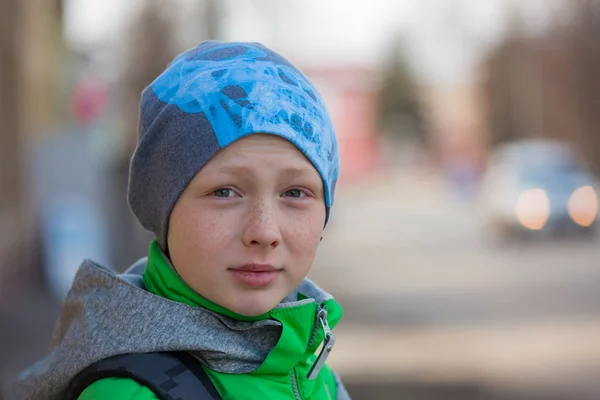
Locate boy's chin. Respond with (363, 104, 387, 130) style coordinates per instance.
(230, 294, 284, 317)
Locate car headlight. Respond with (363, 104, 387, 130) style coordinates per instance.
(568, 185, 598, 227)
(515, 188, 550, 230)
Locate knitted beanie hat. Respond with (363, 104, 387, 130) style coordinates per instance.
(127, 41, 340, 250)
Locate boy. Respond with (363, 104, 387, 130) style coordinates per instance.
(14, 41, 350, 400)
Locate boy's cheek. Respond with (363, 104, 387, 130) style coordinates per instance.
(170, 201, 228, 238)
(286, 212, 325, 245)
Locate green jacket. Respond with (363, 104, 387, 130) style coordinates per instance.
(14, 241, 350, 400)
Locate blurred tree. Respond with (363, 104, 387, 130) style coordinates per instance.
(205, 0, 222, 40)
(568, 0, 600, 173)
(0, 0, 64, 283)
(0, 0, 22, 260)
(484, 11, 536, 148)
(377, 37, 425, 144)
(484, 0, 600, 172)
(485, 38, 529, 147)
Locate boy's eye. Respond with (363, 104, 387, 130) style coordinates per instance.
(283, 189, 305, 198)
(213, 188, 235, 198)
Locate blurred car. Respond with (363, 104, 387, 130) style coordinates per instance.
(478, 139, 599, 242)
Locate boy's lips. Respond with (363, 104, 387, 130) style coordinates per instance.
(230, 264, 281, 272)
(229, 264, 282, 287)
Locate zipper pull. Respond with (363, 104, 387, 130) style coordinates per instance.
(307, 306, 336, 380)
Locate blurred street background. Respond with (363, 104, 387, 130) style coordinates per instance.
(3, 1, 600, 399)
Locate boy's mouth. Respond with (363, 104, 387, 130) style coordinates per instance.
(230, 264, 281, 272)
(229, 264, 282, 287)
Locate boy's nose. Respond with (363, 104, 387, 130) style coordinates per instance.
(242, 202, 281, 249)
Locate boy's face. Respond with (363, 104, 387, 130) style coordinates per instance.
(167, 134, 326, 316)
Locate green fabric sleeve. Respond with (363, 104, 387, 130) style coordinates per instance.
(77, 377, 159, 400)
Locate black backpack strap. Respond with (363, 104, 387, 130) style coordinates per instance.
(66, 351, 222, 400)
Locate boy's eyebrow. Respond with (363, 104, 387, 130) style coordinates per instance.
(279, 166, 318, 178)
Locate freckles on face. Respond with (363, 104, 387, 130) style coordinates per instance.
(169, 200, 230, 258)
(285, 210, 321, 251)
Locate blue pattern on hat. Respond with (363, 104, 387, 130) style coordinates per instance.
(150, 41, 338, 207)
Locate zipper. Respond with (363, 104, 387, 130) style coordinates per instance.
(291, 368, 302, 400)
(306, 304, 336, 380)
(307, 303, 330, 348)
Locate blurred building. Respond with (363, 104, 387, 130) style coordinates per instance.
(421, 78, 489, 186)
(305, 67, 382, 182)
